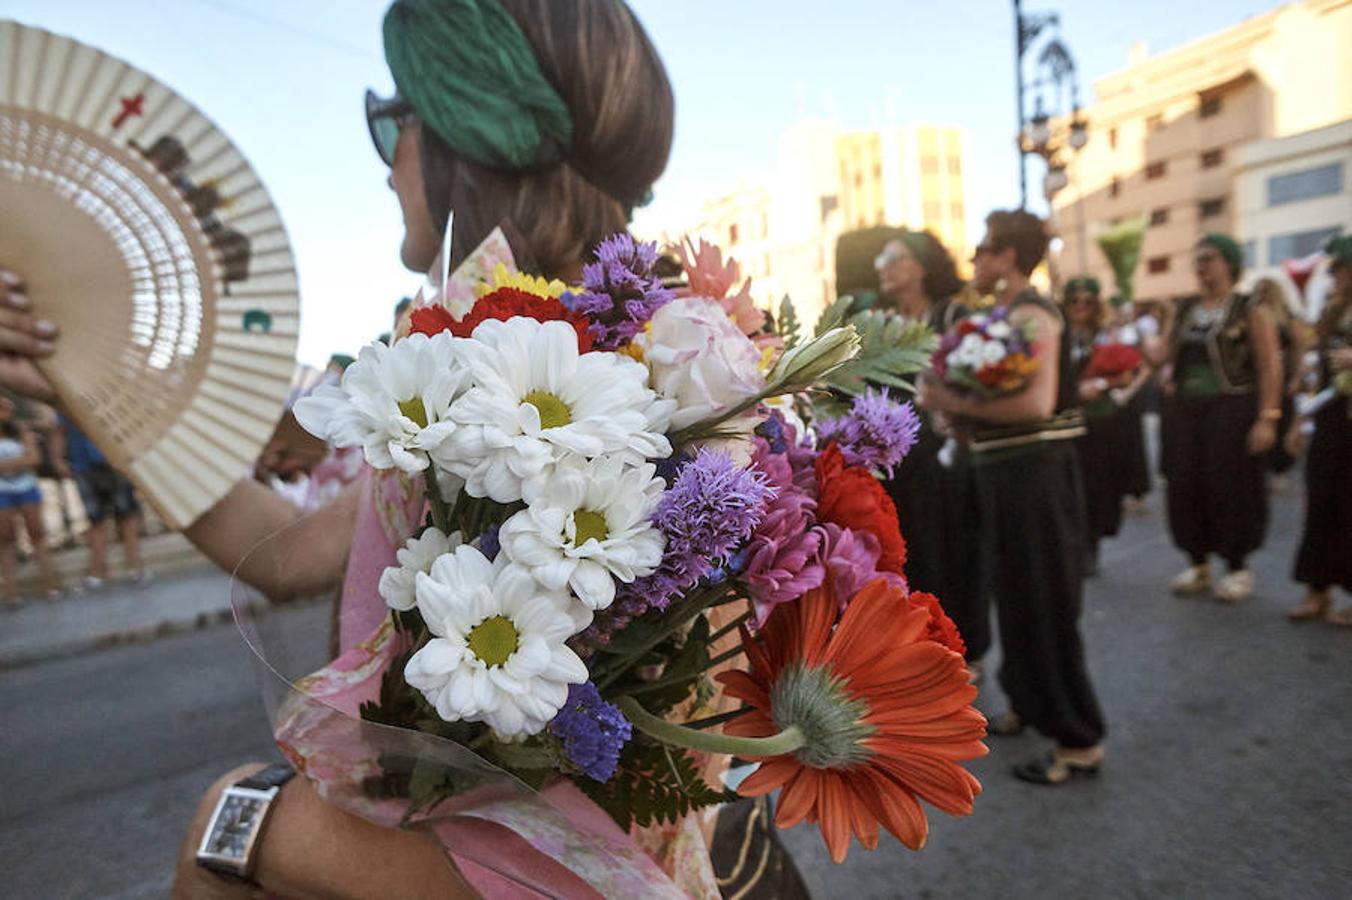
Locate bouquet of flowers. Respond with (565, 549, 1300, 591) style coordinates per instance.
(287, 231, 985, 887)
(928, 307, 1040, 465)
(1080, 343, 1143, 384)
(930, 307, 1038, 397)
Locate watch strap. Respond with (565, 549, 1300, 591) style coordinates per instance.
(237, 761, 296, 791)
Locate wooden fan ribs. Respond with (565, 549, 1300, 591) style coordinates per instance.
(0, 20, 302, 529)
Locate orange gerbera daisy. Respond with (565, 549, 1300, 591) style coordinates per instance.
(716, 578, 987, 862)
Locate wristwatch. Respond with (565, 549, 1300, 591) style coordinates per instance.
(195, 762, 296, 882)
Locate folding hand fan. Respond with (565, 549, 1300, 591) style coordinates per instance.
(0, 20, 300, 528)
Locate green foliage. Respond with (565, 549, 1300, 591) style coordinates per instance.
(1096, 217, 1147, 306)
(812, 297, 937, 397)
(775, 295, 802, 350)
(575, 734, 729, 830)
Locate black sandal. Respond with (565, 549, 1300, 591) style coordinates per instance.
(1012, 751, 1101, 786)
(986, 711, 1024, 736)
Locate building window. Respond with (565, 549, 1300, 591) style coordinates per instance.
(1145, 161, 1167, 180)
(1201, 148, 1224, 169)
(1267, 162, 1344, 206)
(1146, 113, 1163, 133)
(1199, 197, 1225, 218)
(923, 201, 942, 221)
(873, 163, 882, 177)
(1147, 256, 1170, 274)
(854, 172, 863, 187)
(729, 223, 739, 245)
(1109, 176, 1120, 198)
(921, 156, 939, 175)
(1199, 97, 1222, 118)
(1108, 127, 1118, 150)
(1268, 226, 1342, 263)
(1149, 207, 1169, 226)
(947, 157, 962, 176)
(951, 201, 964, 219)
(1243, 240, 1258, 269)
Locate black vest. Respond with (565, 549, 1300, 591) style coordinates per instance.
(1169, 292, 1257, 394)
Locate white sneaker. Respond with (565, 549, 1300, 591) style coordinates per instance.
(1171, 564, 1211, 596)
(80, 575, 104, 590)
(1214, 569, 1254, 604)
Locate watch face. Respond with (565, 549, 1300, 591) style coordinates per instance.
(206, 793, 264, 860)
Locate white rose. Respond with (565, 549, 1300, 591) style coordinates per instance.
(986, 321, 1012, 340)
(638, 297, 767, 430)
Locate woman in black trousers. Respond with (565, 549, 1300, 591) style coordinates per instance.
(874, 229, 988, 666)
(1149, 234, 1283, 604)
(1288, 236, 1352, 626)
(919, 210, 1105, 785)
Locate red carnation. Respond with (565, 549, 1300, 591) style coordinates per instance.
(1081, 343, 1142, 381)
(814, 443, 907, 574)
(410, 287, 593, 353)
(906, 590, 967, 656)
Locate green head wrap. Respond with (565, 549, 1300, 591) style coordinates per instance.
(1198, 233, 1243, 280)
(1325, 234, 1352, 270)
(383, 0, 573, 171)
(897, 231, 932, 272)
(1063, 277, 1101, 302)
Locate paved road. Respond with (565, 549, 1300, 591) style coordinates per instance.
(1, 482, 1349, 898)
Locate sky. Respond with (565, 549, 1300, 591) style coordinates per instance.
(2, 0, 1285, 367)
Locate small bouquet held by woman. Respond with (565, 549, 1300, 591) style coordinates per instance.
(928, 307, 1040, 463)
(288, 231, 984, 890)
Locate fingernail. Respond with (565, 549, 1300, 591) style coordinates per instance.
(0, 271, 21, 286)
(7, 292, 29, 309)
(34, 320, 56, 336)
(36, 340, 55, 354)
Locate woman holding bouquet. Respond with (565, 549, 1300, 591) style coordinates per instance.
(1065, 277, 1142, 574)
(1148, 234, 1282, 603)
(917, 210, 1106, 785)
(1288, 235, 1352, 626)
(875, 229, 988, 666)
(0, 0, 724, 896)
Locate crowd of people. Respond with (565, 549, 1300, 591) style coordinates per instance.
(870, 218, 1352, 788)
(0, 396, 146, 604)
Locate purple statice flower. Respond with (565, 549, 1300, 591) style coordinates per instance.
(819, 523, 906, 610)
(476, 524, 501, 561)
(548, 682, 632, 782)
(561, 233, 675, 350)
(581, 449, 775, 644)
(816, 389, 922, 477)
(744, 486, 827, 625)
(755, 414, 786, 454)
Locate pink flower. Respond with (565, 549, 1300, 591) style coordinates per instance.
(675, 238, 780, 351)
(639, 297, 766, 430)
(744, 486, 826, 625)
(819, 523, 906, 609)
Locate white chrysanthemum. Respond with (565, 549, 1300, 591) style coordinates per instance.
(406, 545, 588, 737)
(294, 332, 469, 473)
(500, 455, 665, 611)
(433, 317, 673, 503)
(985, 320, 1012, 340)
(378, 527, 463, 611)
(979, 340, 1008, 365)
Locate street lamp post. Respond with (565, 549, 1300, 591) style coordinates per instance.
(1013, 0, 1085, 211)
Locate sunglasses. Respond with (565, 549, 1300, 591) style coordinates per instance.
(366, 89, 415, 167)
(874, 248, 907, 270)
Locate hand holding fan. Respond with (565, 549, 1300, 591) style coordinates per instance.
(0, 20, 300, 528)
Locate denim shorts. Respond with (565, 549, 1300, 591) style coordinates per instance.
(0, 486, 42, 510)
(75, 464, 141, 523)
